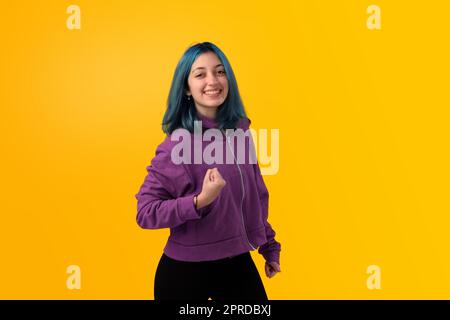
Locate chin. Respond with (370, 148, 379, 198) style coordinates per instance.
(206, 99, 226, 108)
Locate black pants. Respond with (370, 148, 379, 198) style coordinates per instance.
(154, 251, 268, 300)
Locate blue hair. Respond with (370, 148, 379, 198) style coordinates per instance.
(162, 42, 248, 134)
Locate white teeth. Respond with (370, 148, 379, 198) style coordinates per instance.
(204, 90, 221, 95)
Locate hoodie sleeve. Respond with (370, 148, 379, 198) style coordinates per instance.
(254, 162, 282, 265)
(135, 142, 203, 229)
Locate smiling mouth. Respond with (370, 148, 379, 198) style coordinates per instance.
(203, 89, 222, 96)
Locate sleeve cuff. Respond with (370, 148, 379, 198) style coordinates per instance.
(261, 250, 280, 265)
(177, 194, 202, 221)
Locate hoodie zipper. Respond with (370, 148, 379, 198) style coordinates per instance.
(223, 129, 256, 251)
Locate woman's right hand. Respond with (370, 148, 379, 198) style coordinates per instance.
(196, 168, 226, 209)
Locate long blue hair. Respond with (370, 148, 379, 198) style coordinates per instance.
(162, 42, 248, 134)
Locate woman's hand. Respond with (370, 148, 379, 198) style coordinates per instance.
(196, 168, 226, 209)
(265, 261, 281, 278)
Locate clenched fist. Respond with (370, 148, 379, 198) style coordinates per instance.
(196, 168, 226, 209)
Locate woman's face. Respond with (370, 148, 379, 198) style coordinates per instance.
(186, 51, 229, 113)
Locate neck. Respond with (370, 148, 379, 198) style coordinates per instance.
(196, 106, 217, 120)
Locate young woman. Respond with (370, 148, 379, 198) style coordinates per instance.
(135, 42, 281, 300)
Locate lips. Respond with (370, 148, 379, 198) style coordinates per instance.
(203, 89, 222, 96)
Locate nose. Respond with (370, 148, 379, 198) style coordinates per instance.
(205, 72, 220, 85)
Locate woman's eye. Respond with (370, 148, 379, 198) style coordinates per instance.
(194, 71, 225, 78)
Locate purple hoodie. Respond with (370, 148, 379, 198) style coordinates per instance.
(135, 112, 281, 265)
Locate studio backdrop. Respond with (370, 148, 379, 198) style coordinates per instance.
(1, 0, 449, 299)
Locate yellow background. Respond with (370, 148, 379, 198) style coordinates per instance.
(1, 0, 449, 299)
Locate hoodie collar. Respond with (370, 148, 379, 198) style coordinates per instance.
(195, 111, 251, 131)
(196, 111, 218, 129)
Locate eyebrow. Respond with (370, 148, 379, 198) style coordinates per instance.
(191, 64, 224, 73)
